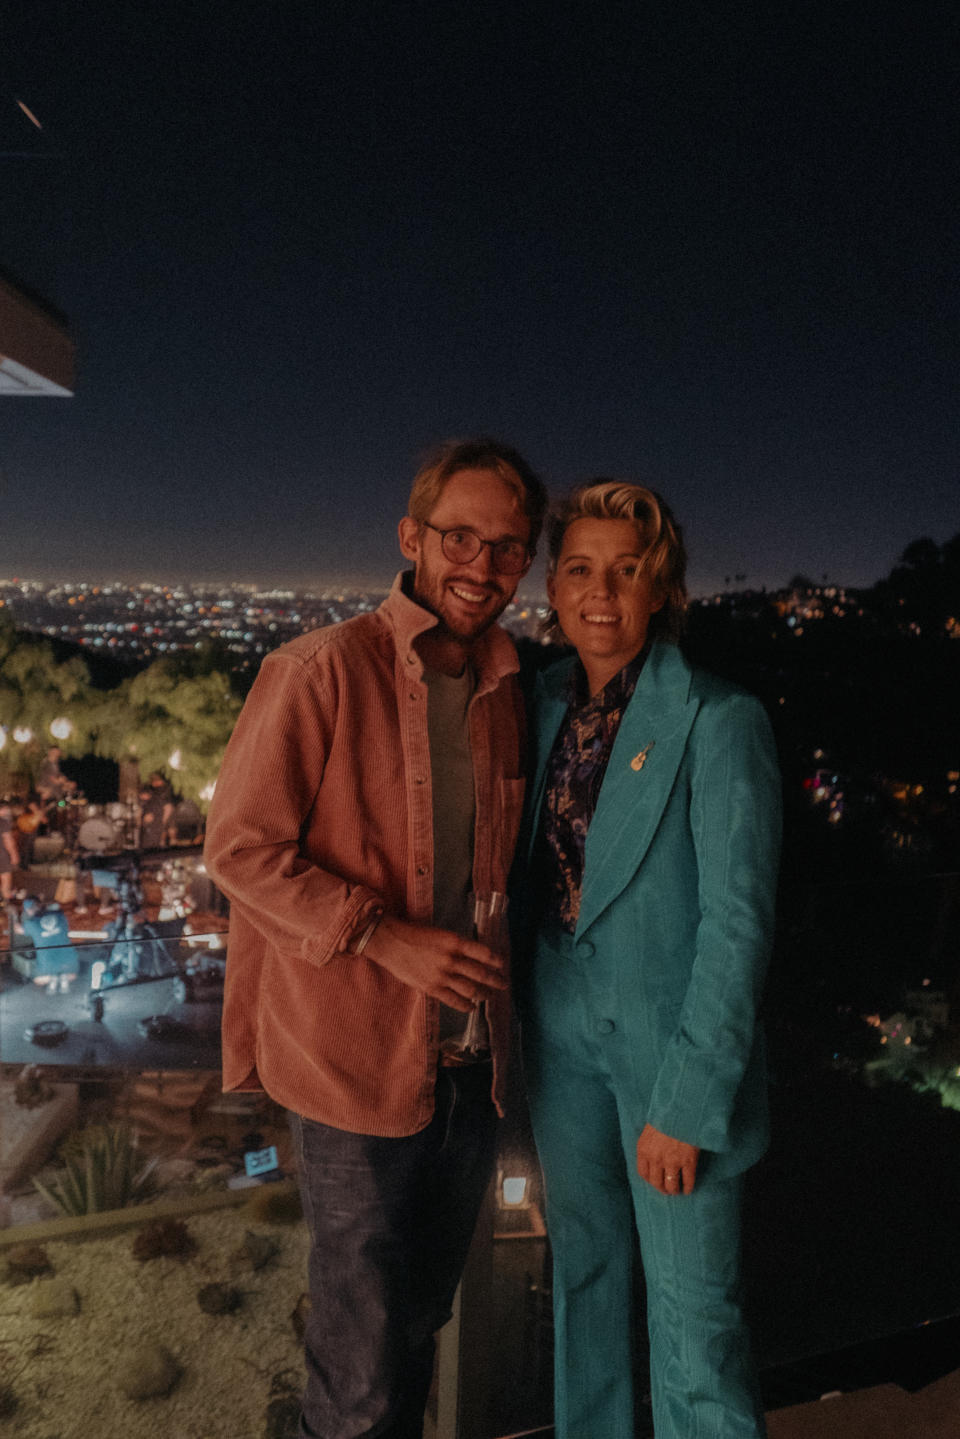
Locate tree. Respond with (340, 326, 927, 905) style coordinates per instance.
(89, 658, 242, 805)
(0, 628, 94, 785)
(872, 534, 957, 633)
(0, 624, 241, 808)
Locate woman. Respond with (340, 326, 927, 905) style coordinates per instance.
(515, 482, 781, 1437)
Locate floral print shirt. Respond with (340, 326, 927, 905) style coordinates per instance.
(539, 649, 647, 931)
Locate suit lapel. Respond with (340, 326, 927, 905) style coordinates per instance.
(577, 642, 700, 937)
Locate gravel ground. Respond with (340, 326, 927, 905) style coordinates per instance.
(0, 1206, 310, 1438)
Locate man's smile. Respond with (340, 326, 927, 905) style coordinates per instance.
(449, 582, 495, 605)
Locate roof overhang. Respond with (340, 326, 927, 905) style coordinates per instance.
(0, 275, 75, 396)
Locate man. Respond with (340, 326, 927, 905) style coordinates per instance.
(13, 793, 44, 870)
(0, 796, 19, 902)
(35, 745, 75, 805)
(138, 770, 174, 848)
(16, 896, 79, 993)
(204, 438, 546, 1439)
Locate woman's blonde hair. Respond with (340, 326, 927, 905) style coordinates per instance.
(545, 480, 688, 643)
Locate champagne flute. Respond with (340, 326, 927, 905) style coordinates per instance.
(452, 891, 508, 1059)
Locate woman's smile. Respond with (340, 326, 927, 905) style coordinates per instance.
(547, 516, 664, 693)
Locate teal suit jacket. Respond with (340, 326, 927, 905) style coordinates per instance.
(518, 639, 782, 1178)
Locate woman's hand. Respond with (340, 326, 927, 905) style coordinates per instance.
(636, 1123, 700, 1196)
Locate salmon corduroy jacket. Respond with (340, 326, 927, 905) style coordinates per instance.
(203, 574, 527, 1135)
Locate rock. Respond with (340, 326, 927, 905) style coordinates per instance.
(264, 1393, 300, 1438)
(192, 1135, 230, 1165)
(132, 1217, 197, 1262)
(231, 1229, 280, 1272)
(30, 1276, 81, 1318)
(115, 1342, 182, 1400)
(13, 1064, 54, 1108)
(291, 1291, 311, 1343)
(244, 1185, 303, 1225)
(151, 1156, 198, 1189)
(269, 1369, 301, 1398)
(4, 1243, 52, 1283)
(194, 1161, 235, 1190)
(196, 1281, 243, 1314)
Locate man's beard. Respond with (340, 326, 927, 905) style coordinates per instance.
(411, 569, 508, 645)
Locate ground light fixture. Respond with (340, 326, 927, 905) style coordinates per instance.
(499, 1170, 530, 1209)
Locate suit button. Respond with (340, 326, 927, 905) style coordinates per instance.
(597, 1019, 615, 1034)
(577, 939, 596, 958)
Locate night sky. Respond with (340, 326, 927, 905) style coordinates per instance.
(2, 1, 957, 594)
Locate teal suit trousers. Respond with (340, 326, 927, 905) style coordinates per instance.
(521, 926, 767, 1439)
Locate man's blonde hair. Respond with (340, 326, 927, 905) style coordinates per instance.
(408, 438, 547, 550)
(545, 480, 688, 643)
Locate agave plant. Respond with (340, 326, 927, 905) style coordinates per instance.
(33, 1123, 158, 1217)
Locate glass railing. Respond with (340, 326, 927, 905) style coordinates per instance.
(3, 869, 959, 1436)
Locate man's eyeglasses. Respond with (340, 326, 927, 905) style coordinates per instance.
(422, 523, 530, 574)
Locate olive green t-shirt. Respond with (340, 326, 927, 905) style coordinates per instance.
(423, 663, 476, 1041)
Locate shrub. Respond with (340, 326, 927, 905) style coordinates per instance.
(32, 1123, 157, 1217)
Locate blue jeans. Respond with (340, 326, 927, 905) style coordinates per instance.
(290, 1063, 498, 1439)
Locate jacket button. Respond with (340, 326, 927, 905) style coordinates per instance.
(577, 939, 596, 958)
(597, 1019, 615, 1035)
(416, 864, 429, 876)
(414, 776, 426, 785)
